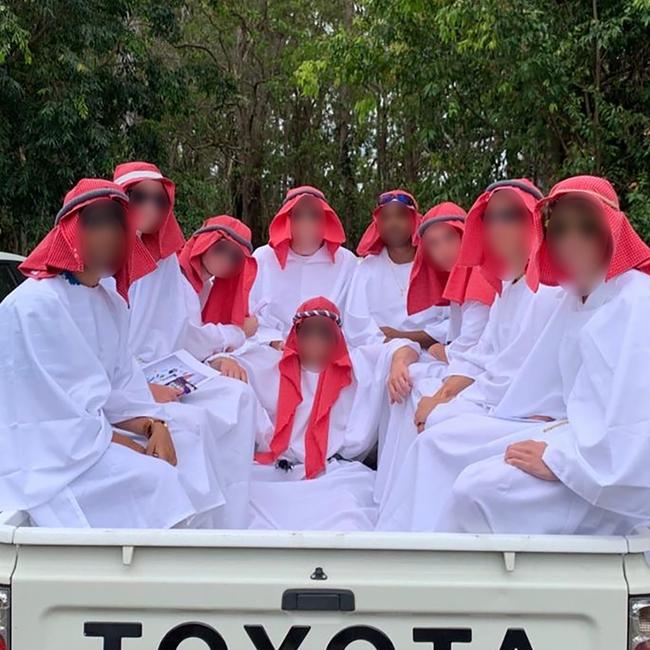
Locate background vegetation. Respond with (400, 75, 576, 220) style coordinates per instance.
(1, 0, 649, 251)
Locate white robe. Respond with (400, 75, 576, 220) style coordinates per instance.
(249, 244, 358, 344)
(233, 339, 419, 531)
(344, 248, 449, 346)
(0, 276, 226, 529)
(374, 300, 490, 505)
(126, 254, 245, 363)
(111, 254, 272, 528)
(382, 270, 650, 535)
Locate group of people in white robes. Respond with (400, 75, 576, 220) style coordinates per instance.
(2, 162, 650, 538)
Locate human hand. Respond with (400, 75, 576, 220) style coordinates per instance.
(215, 357, 248, 382)
(242, 315, 259, 338)
(414, 393, 452, 432)
(149, 383, 183, 403)
(428, 343, 448, 364)
(504, 440, 558, 481)
(387, 359, 413, 404)
(112, 432, 146, 454)
(270, 340, 285, 351)
(146, 421, 178, 466)
(380, 326, 401, 342)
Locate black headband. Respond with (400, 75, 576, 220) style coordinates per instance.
(485, 180, 543, 201)
(292, 308, 342, 327)
(418, 215, 465, 237)
(282, 188, 325, 206)
(193, 224, 253, 252)
(54, 188, 129, 225)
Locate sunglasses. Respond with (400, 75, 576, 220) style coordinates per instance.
(378, 192, 415, 208)
(208, 240, 245, 264)
(80, 201, 126, 230)
(296, 321, 338, 342)
(483, 208, 527, 225)
(546, 216, 604, 240)
(127, 188, 170, 211)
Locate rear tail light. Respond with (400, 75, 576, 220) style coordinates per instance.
(0, 586, 9, 650)
(630, 597, 650, 650)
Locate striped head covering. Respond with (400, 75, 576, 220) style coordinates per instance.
(113, 161, 185, 262)
(19, 178, 156, 301)
(255, 296, 353, 479)
(179, 215, 257, 327)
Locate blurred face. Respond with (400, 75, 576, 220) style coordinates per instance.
(290, 196, 325, 252)
(295, 316, 338, 371)
(79, 199, 126, 276)
(127, 179, 170, 235)
(546, 196, 609, 292)
(201, 239, 245, 280)
(377, 202, 414, 248)
(421, 222, 462, 272)
(483, 190, 530, 272)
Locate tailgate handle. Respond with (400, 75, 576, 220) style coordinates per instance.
(282, 588, 355, 612)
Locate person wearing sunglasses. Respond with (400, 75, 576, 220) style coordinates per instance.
(345, 189, 449, 348)
(210, 296, 419, 531)
(249, 185, 357, 350)
(112, 162, 271, 529)
(377, 178, 564, 532)
(405, 175, 650, 536)
(179, 214, 259, 345)
(0, 178, 230, 529)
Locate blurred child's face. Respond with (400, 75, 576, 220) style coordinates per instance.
(546, 196, 610, 292)
(377, 202, 414, 248)
(79, 199, 126, 276)
(296, 316, 338, 371)
(290, 196, 325, 250)
(127, 180, 170, 234)
(201, 239, 244, 280)
(483, 190, 530, 270)
(422, 223, 462, 272)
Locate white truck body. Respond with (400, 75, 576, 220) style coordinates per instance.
(2, 512, 650, 649)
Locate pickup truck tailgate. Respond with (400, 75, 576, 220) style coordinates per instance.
(9, 531, 628, 650)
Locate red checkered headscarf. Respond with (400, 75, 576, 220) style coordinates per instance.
(407, 202, 496, 314)
(457, 179, 544, 294)
(179, 215, 257, 327)
(19, 178, 156, 301)
(527, 175, 650, 290)
(255, 297, 353, 480)
(268, 186, 345, 269)
(113, 161, 185, 262)
(357, 188, 420, 257)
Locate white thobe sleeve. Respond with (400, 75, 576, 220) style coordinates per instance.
(446, 301, 490, 376)
(0, 288, 113, 511)
(180, 274, 246, 359)
(342, 262, 385, 346)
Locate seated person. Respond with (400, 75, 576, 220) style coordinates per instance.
(0, 179, 226, 528)
(113, 162, 270, 528)
(374, 201, 495, 505)
(179, 214, 258, 337)
(411, 179, 562, 432)
(345, 189, 449, 346)
(249, 186, 357, 348)
(411, 175, 650, 535)
(211, 297, 419, 531)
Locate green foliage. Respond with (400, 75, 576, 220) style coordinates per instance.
(0, 0, 649, 252)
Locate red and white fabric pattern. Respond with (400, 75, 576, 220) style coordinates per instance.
(527, 175, 650, 290)
(179, 215, 257, 327)
(19, 178, 155, 301)
(457, 178, 543, 294)
(113, 161, 186, 262)
(255, 297, 353, 479)
(268, 186, 346, 269)
(356, 188, 420, 257)
(406, 202, 495, 315)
